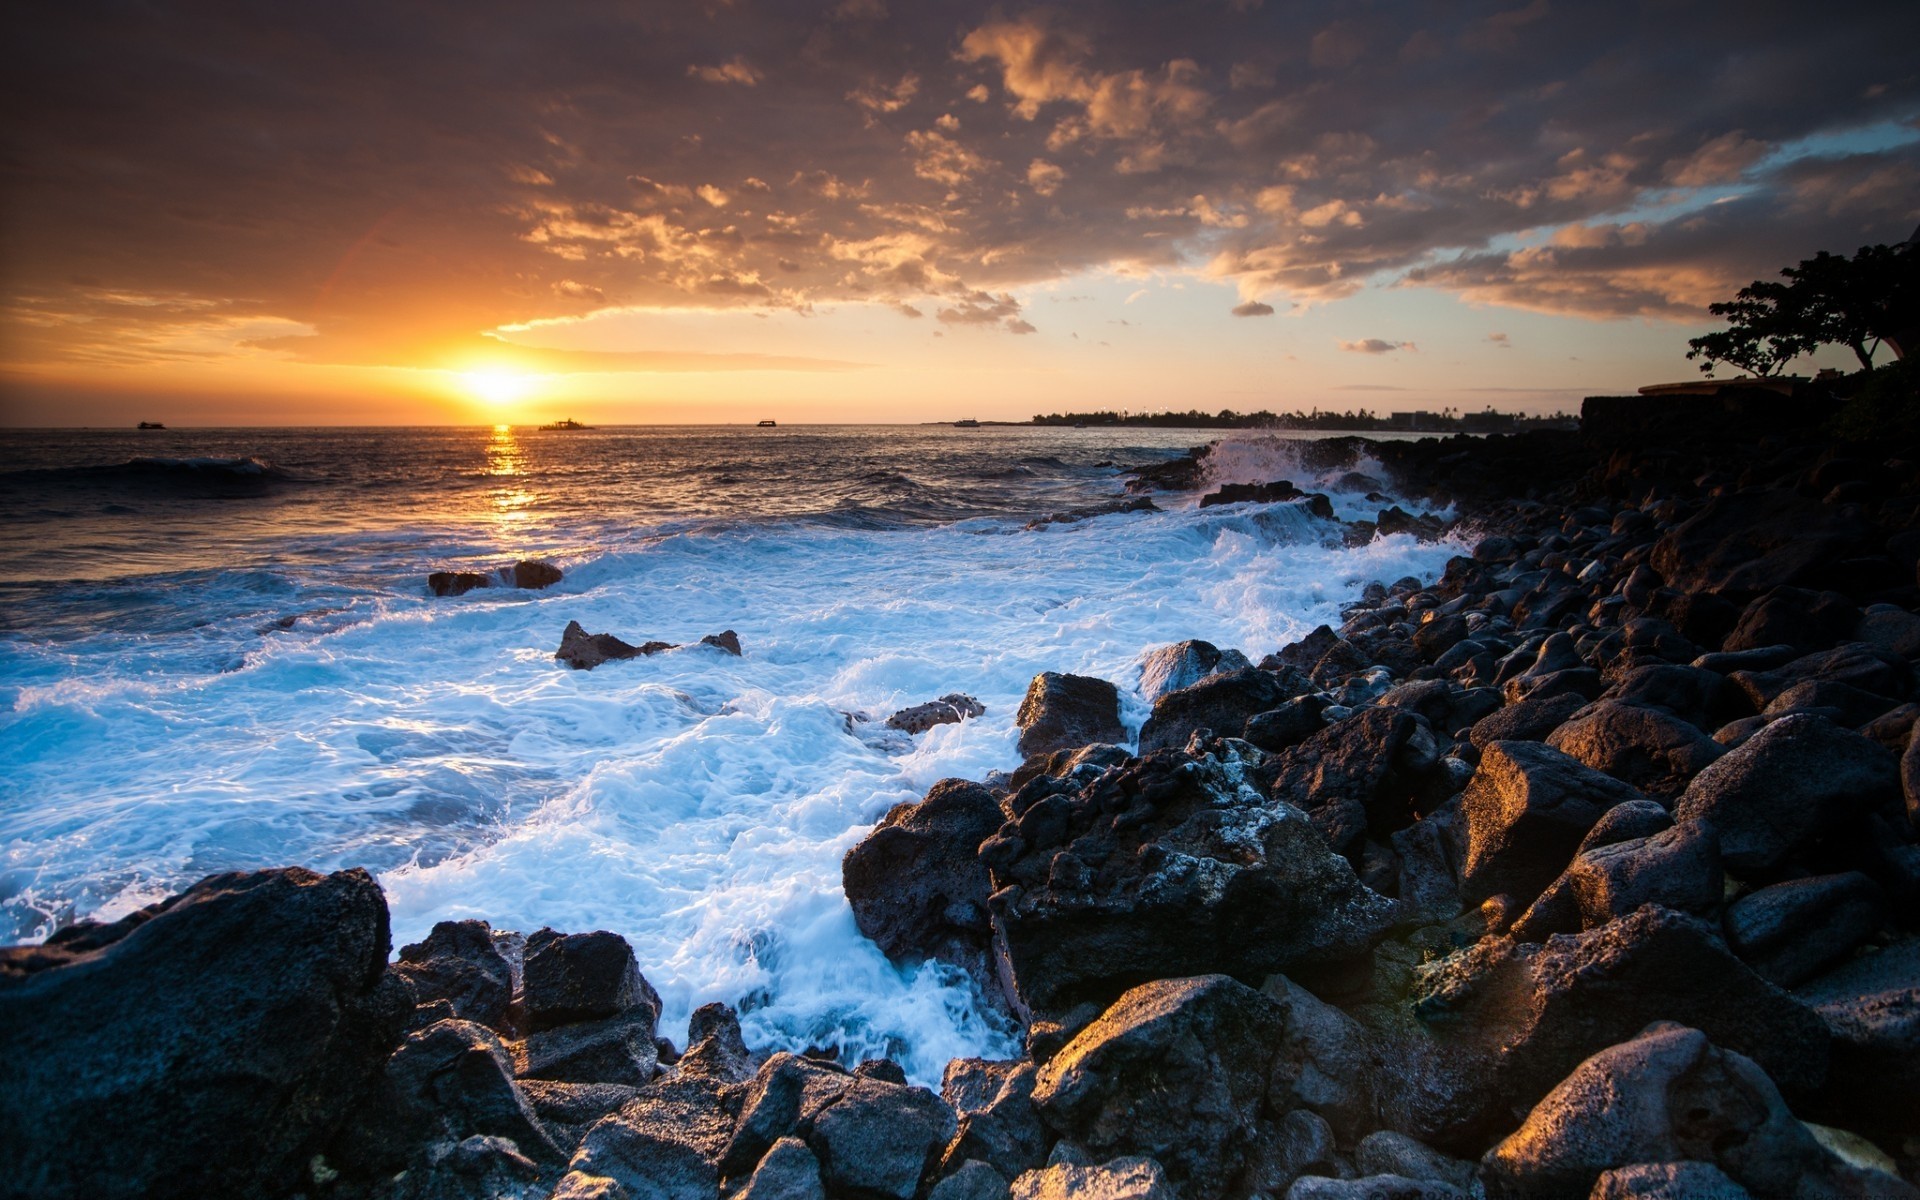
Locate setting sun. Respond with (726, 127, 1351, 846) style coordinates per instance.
(460, 368, 534, 407)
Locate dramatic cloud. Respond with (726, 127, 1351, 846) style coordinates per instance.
(1340, 339, 1414, 354)
(4, 0, 1918, 375)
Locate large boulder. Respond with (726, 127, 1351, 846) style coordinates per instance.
(844, 780, 1003, 980)
(1673, 714, 1899, 874)
(1138, 668, 1293, 754)
(1481, 1023, 1881, 1200)
(1412, 906, 1831, 1144)
(395, 919, 516, 1035)
(0, 868, 406, 1199)
(1546, 700, 1725, 801)
(1458, 740, 1647, 906)
(1032, 976, 1283, 1200)
(1267, 707, 1435, 854)
(514, 930, 663, 1088)
(981, 750, 1395, 1017)
(1017, 673, 1126, 759)
(1723, 873, 1884, 988)
(1138, 640, 1254, 705)
(1509, 822, 1723, 942)
(1467, 691, 1589, 749)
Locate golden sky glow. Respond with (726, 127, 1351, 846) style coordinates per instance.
(3, 3, 1916, 425)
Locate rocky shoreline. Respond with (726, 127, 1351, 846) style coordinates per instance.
(5, 398, 1920, 1200)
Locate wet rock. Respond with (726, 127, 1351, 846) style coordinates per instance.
(1413, 907, 1830, 1141)
(1545, 700, 1725, 801)
(1032, 975, 1283, 1200)
(396, 919, 516, 1035)
(555, 621, 672, 670)
(1673, 714, 1899, 874)
(1017, 673, 1126, 759)
(1724, 873, 1884, 988)
(1202, 479, 1308, 507)
(1009, 1156, 1176, 1200)
(844, 779, 1002, 980)
(1467, 691, 1588, 750)
(888, 694, 987, 734)
(1480, 1023, 1857, 1200)
(701, 629, 743, 656)
(736, 1136, 826, 1200)
(1138, 640, 1254, 705)
(983, 752, 1395, 1016)
(1458, 740, 1647, 906)
(511, 559, 564, 590)
(941, 1059, 1052, 1181)
(0, 867, 405, 1200)
(1509, 822, 1722, 942)
(1008, 743, 1130, 792)
(430, 570, 494, 596)
(1139, 668, 1293, 754)
(523, 930, 659, 1034)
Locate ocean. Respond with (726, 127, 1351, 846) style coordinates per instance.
(0, 423, 1463, 1080)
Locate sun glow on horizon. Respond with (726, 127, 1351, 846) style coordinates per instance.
(459, 368, 537, 407)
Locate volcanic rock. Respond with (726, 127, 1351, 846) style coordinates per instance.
(1009, 1157, 1175, 1200)
(1016, 673, 1126, 759)
(1458, 740, 1646, 906)
(1137, 640, 1254, 705)
(511, 559, 565, 590)
(1138, 668, 1293, 754)
(941, 1059, 1052, 1181)
(430, 570, 494, 596)
(396, 918, 516, 1035)
(555, 621, 672, 670)
(0, 867, 406, 1199)
(1724, 872, 1884, 988)
(1673, 713, 1899, 874)
(1545, 699, 1725, 801)
(843, 779, 1002, 979)
(887, 694, 987, 734)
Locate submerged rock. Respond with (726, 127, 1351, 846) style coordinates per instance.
(555, 621, 672, 670)
(888, 694, 988, 734)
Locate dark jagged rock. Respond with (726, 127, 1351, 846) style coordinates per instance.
(719, 1052, 954, 1199)
(0, 867, 406, 1200)
(1545, 699, 1725, 801)
(736, 1136, 826, 1200)
(1016, 672, 1126, 759)
(1509, 822, 1722, 942)
(336, 1018, 562, 1175)
(940, 1059, 1052, 1181)
(1025, 496, 1160, 530)
(430, 570, 494, 596)
(1673, 713, 1899, 874)
(396, 919, 516, 1035)
(1413, 906, 1830, 1141)
(1199, 479, 1305, 508)
(981, 750, 1395, 1016)
(887, 694, 987, 734)
(1267, 706, 1435, 853)
(678, 1002, 756, 1083)
(515, 1009, 661, 1088)
(1480, 1023, 1892, 1200)
(1138, 667, 1291, 754)
(518, 1080, 643, 1144)
(1008, 742, 1130, 792)
(1724, 873, 1884, 988)
(1137, 640, 1253, 705)
(555, 621, 672, 670)
(1244, 697, 1329, 753)
(701, 629, 743, 656)
(523, 929, 659, 1033)
(843, 779, 1003, 979)
(1458, 740, 1647, 906)
(511, 559, 565, 590)
(1032, 975, 1283, 1200)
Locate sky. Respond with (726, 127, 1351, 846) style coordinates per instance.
(3, 0, 1918, 426)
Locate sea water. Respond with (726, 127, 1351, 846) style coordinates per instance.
(0, 424, 1464, 1081)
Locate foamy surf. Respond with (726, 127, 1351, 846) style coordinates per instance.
(0, 428, 1464, 1083)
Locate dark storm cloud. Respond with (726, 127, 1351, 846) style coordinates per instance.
(4, 0, 1919, 369)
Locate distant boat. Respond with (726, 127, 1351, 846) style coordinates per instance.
(137, 421, 166, 430)
(757, 419, 777, 427)
(952, 418, 980, 428)
(538, 418, 592, 431)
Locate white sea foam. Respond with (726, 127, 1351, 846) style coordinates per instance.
(0, 444, 1464, 1084)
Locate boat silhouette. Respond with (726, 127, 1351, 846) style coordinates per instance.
(538, 418, 592, 431)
